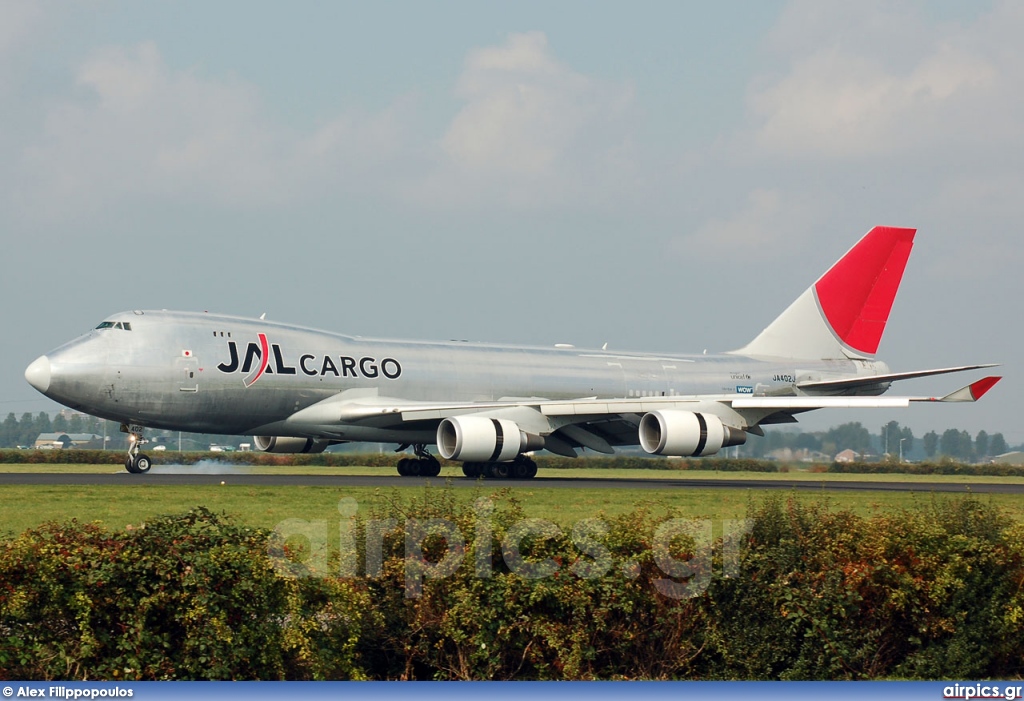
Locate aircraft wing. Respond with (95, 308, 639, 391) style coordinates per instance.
(272, 377, 1001, 456)
(390, 375, 1004, 417)
(282, 379, 1003, 424)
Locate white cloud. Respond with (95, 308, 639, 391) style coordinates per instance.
(742, 1, 1022, 161)
(14, 32, 639, 219)
(0, 0, 45, 94)
(414, 31, 639, 209)
(749, 45, 995, 159)
(0, 0, 41, 56)
(16, 42, 410, 218)
(685, 2, 1024, 274)
(675, 188, 821, 257)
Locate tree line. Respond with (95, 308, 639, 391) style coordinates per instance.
(0, 411, 120, 449)
(0, 412, 237, 452)
(716, 419, 1012, 462)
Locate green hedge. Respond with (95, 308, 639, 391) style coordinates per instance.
(828, 460, 1024, 477)
(0, 508, 372, 680)
(2, 494, 1022, 680)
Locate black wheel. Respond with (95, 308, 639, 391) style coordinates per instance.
(512, 456, 538, 479)
(405, 458, 422, 477)
(462, 462, 481, 478)
(125, 457, 140, 474)
(486, 462, 510, 479)
(397, 458, 410, 476)
(511, 460, 530, 479)
(422, 459, 442, 477)
(133, 454, 152, 473)
(524, 458, 538, 479)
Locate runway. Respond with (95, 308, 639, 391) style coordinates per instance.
(1, 472, 1022, 493)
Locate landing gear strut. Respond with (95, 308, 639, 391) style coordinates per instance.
(396, 443, 442, 478)
(121, 424, 152, 474)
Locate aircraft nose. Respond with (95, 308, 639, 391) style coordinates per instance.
(25, 355, 51, 394)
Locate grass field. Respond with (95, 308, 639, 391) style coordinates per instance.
(2, 464, 1023, 537)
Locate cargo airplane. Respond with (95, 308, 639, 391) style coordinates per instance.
(25, 226, 1000, 476)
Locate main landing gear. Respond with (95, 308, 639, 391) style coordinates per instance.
(462, 454, 538, 480)
(396, 444, 442, 477)
(122, 424, 152, 474)
(392, 445, 538, 479)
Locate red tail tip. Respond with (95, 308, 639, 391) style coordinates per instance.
(814, 226, 916, 356)
(970, 376, 1001, 401)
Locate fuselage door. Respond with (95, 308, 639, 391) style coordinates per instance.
(177, 355, 199, 392)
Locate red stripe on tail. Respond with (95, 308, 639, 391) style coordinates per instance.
(814, 226, 916, 356)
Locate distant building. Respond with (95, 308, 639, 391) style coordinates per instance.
(835, 449, 859, 463)
(33, 433, 104, 450)
(992, 451, 1024, 466)
(767, 448, 833, 463)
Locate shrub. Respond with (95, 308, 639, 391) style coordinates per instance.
(2, 493, 1023, 679)
(0, 508, 374, 680)
(705, 495, 1024, 679)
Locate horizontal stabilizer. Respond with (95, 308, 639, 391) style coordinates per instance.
(732, 376, 1001, 410)
(920, 376, 1002, 403)
(797, 364, 1000, 392)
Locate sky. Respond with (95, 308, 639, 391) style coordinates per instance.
(1, 0, 1021, 443)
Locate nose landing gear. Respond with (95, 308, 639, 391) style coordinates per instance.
(122, 424, 152, 474)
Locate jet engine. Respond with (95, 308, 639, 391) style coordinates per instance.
(253, 436, 331, 454)
(638, 410, 745, 457)
(437, 416, 536, 462)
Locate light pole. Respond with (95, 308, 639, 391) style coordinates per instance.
(899, 437, 907, 463)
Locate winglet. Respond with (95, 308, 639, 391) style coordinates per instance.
(966, 376, 1001, 401)
(936, 376, 1002, 403)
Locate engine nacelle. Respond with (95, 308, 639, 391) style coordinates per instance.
(638, 410, 743, 457)
(253, 436, 330, 454)
(437, 416, 527, 462)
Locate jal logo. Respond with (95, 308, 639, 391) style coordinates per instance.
(217, 333, 402, 387)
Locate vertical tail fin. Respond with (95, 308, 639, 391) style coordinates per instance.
(732, 226, 916, 360)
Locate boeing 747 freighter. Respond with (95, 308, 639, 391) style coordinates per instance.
(25, 226, 1000, 476)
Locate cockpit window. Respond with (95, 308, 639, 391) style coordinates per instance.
(95, 321, 132, 331)
(121, 322, 131, 331)
(96, 321, 115, 330)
